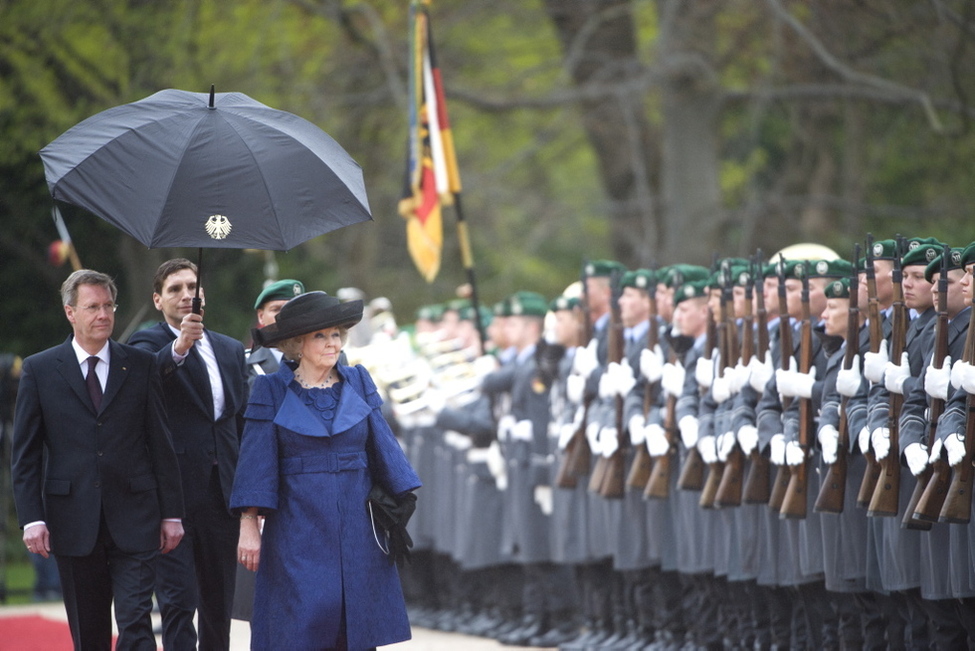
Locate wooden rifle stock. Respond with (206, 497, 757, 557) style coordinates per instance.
(556, 401, 590, 488)
(869, 255, 908, 517)
(627, 294, 660, 490)
(858, 236, 884, 507)
(816, 246, 861, 514)
(939, 278, 975, 524)
(743, 254, 771, 504)
(716, 269, 748, 508)
(769, 258, 794, 511)
(597, 270, 627, 498)
(678, 306, 716, 493)
(645, 392, 677, 498)
(939, 398, 975, 523)
(781, 272, 813, 519)
(912, 253, 956, 522)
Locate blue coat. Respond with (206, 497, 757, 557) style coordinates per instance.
(230, 363, 421, 650)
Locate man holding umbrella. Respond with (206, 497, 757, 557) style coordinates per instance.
(129, 258, 248, 651)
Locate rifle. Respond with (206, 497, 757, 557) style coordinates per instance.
(677, 295, 713, 492)
(815, 244, 860, 514)
(594, 269, 627, 497)
(626, 272, 658, 490)
(555, 261, 594, 488)
(780, 266, 814, 519)
(716, 262, 748, 508)
(868, 242, 908, 517)
(701, 263, 733, 508)
(940, 269, 975, 523)
(743, 251, 772, 504)
(911, 246, 954, 522)
(768, 255, 794, 512)
(857, 234, 884, 508)
(646, 272, 684, 499)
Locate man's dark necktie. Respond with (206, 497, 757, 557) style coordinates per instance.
(86, 356, 102, 411)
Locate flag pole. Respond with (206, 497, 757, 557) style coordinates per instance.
(451, 193, 487, 354)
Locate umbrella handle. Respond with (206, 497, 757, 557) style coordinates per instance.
(192, 246, 204, 314)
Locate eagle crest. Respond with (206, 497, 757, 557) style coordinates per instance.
(205, 214, 232, 240)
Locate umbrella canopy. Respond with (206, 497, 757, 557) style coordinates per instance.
(40, 88, 372, 250)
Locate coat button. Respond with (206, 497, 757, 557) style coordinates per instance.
(94, 481, 101, 488)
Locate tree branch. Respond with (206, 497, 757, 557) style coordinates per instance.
(766, 0, 944, 132)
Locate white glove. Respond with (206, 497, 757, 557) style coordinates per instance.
(599, 427, 619, 457)
(785, 440, 806, 466)
(788, 369, 816, 399)
(566, 373, 586, 404)
(424, 388, 447, 414)
(818, 424, 839, 464)
(769, 433, 786, 465)
(697, 435, 718, 464)
(712, 373, 732, 404)
(598, 369, 616, 399)
(629, 414, 647, 446)
(863, 339, 889, 384)
(696, 352, 717, 389)
(924, 356, 951, 401)
(929, 437, 943, 463)
(533, 485, 553, 515)
(573, 339, 599, 377)
(486, 441, 507, 491)
(858, 426, 871, 454)
(883, 352, 911, 395)
(679, 414, 699, 449)
(497, 414, 516, 442)
(737, 425, 759, 455)
(473, 354, 500, 378)
(640, 345, 664, 383)
(511, 419, 534, 442)
(585, 422, 601, 451)
(717, 431, 736, 462)
(775, 357, 799, 398)
(613, 359, 637, 397)
(645, 423, 669, 456)
(903, 442, 929, 476)
(661, 362, 686, 398)
(871, 427, 891, 460)
(728, 362, 747, 394)
(835, 355, 862, 398)
(748, 352, 774, 393)
(945, 432, 966, 466)
(557, 422, 575, 450)
(951, 359, 975, 394)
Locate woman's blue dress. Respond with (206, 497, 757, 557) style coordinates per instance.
(230, 363, 421, 650)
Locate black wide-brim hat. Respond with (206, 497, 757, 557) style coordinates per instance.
(251, 291, 363, 349)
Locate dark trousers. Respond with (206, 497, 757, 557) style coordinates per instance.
(156, 466, 238, 651)
(56, 514, 157, 651)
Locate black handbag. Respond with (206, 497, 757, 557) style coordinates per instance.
(367, 483, 417, 565)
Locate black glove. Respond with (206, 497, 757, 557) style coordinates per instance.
(535, 340, 566, 387)
(367, 486, 417, 565)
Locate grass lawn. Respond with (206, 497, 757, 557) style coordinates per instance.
(3, 560, 40, 605)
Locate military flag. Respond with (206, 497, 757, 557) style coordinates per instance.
(399, 0, 462, 283)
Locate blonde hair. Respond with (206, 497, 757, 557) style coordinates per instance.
(277, 326, 350, 361)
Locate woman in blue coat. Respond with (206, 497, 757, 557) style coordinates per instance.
(231, 291, 421, 650)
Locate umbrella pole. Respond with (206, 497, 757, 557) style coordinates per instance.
(192, 247, 204, 315)
(452, 193, 486, 355)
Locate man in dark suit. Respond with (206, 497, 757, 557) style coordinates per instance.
(128, 258, 247, 651)
(12, 269, 184, 650)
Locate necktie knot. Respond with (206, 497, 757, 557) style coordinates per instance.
(86, 356, 103, 411)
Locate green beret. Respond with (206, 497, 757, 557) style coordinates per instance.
(416, 303, 445, 322)
(674, 280, 710, 305)
(901, 238, 945, 268)
(961, 241, 975, 266)
(869, 239, 898, 260)
(254, 279, 304, 310)
(924, 248, 964, 283)
(445, 298, 471, 313)
(778, 259, 807, 281)
(493, 299, 512, 317)
(761, 263, 778, 278)
(664, 264, 710, 288)
(461, 304, 493, 327)
(508, 290, 548, 317)
(621, 269, 655, 291)
(824, 277, 851, 299)
(550, 295, 581, 312)
(809, 259, 853, 279)
(585, 260, 627, 278)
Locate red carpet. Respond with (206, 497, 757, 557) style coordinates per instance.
(0, 615, 74, 650)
